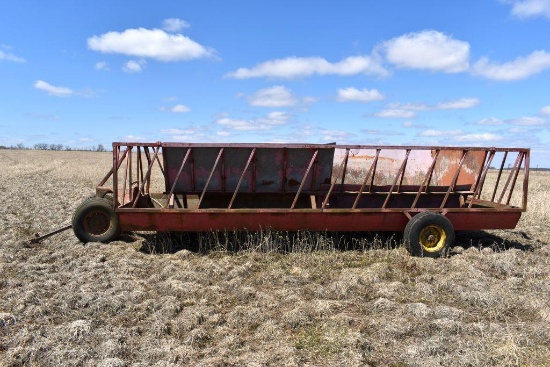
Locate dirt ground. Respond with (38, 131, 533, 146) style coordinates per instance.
(0, 149, 549, 366)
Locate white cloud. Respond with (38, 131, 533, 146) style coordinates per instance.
(389, 98, 479, 111)
(171, 104, 191, 113)
(95, 61, 109, 71)
(388, 102, 430, 111)
(507, 116, 546, 125)
(34, 80, 74, 97)
(437, 98, 480, 109)
(216, 131, 231, 137)
(226, 55, 387, 79)
(87, 28, 215, 61)
(216, 117, 264, 131)
(302, 96, 319, 105)
(0, 48, 26, 63)
(419, 129, 463, 137)
(337, 87, 384, 103)
(123, 135, 146, 142)
(381, 30, 470, 73)
(247, 86, 297, 107)
(455, 133, 502, 142)
(539, 105, 550, 115)
(162, 18, 190, 32)
(472, 50, 550, 81)
(160, 126, 209, 142)
(402, 121, 428, 128)
(260, 111, 289, 125)
(216, 112, 290, 131)
(159, 104, 191, 113)
(476, 117, 504, 125)
(122, 59, 146, 73)
(374, 109, 416, 118)
(507, 0, 550, 19)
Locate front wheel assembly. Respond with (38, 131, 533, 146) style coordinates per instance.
(72, 197, 120, 243)
(404, 212, 454, 257)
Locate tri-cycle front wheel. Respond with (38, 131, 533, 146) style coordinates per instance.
(404, 211, 454, 257)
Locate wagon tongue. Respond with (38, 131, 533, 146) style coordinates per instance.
(28, 224, 72, 244)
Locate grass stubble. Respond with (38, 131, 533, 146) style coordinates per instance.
(0, 149, 549, 366)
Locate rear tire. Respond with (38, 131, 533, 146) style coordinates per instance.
(404, 212, 454, 257)
(72, 197, 120, 243)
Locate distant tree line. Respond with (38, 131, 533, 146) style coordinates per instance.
(0, 143, 108, 152)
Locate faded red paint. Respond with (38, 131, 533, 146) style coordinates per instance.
(104, 142, 529, 234)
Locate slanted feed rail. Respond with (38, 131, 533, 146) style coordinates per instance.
(72, 142, 530, 257)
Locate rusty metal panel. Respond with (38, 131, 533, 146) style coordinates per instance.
(117, 209, 522, 232)
(164, 145, 335, 194)
(337, 148, 485, 187)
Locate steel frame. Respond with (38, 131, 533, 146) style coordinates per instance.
(96, 142, 530, 233)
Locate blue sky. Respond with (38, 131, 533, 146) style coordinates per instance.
(1, 0, 550, 167)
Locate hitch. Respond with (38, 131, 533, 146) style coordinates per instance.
(29, 224, 72, 244)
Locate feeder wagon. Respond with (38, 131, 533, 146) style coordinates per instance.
(72, 142, 530, 257)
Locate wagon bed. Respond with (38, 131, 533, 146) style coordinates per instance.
(73, 142, 529, 256)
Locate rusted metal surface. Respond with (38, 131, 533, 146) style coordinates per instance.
(29, 224, 72, 244)
(95, 142, 530, 233)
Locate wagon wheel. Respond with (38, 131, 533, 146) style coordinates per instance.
(404, 212, 454, 257)
(72, 197, 120, 243)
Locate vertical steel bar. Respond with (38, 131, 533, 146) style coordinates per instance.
(506, 152, 524, 205)
(469, 150, 495, 208)
(190, 149, 195, 192)
(522, 150, 530, 210)
(229, 148, 256, 209)
(412, 150, 440, 209)
(491, 151, 508, 202)
(440, 150, 468, 209)
(321, 149, 349, 209)
(197, 148, 224, 208)
(382, 149, 410, 209)
(282, 148, 288, 193)
(292, 150, 319, 209)
(498, 152, 522, 204)
(252, 152, 256, 193)
(221, 149, 226, 193)
(113, 145, 119, 207)
(162, 146, 169, 193)
(164, 148, 191, 208)
(137, 147, 143, 189)
(145, 147, 153, 195)
(121, 153, 129, 206)
(352, 149, 380, 209)
(128, 147, 133, 203)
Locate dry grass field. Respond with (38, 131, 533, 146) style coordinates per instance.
(1, 149, 549, 366)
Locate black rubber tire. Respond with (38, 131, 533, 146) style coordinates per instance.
(72, 197, 120, 243)
(404, 212, 454, 257)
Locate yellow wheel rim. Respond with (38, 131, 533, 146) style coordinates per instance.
(419, 225, 446, 253)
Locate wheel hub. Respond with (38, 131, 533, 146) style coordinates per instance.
(83, 210, 110, 236)
(419, 225, 446, 252)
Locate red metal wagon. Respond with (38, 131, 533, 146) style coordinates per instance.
(72, 142, 530, 257)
